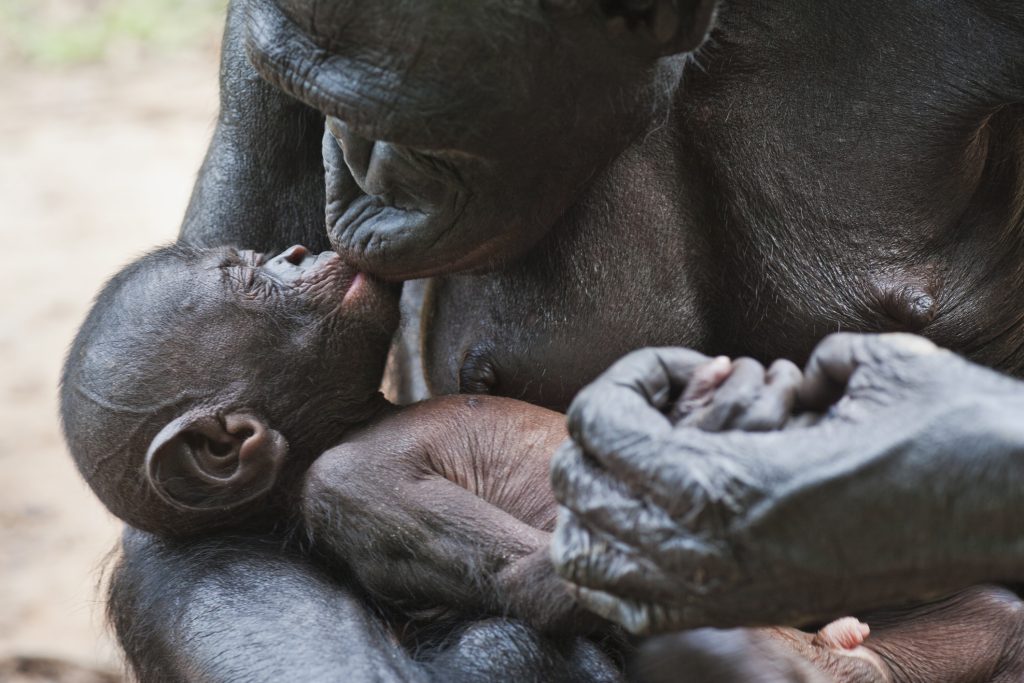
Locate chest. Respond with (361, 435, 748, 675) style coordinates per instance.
(418, 1, 1024, 407)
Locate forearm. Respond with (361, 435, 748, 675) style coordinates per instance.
(303, 446, 549, 616)
(110, 529, 425, 683)
(734, 393, 1024, 619)
(180, 0, 328, 251)
(301, 398, 590, 630)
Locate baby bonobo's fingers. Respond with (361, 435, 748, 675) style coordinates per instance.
(730, 358, 803, 431)
(668, 356, 732, 424)
(682, 357, 766, 432)
(496, 548, 607, 635)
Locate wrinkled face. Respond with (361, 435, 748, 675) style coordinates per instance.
(246, 0, 714, 279)
(172, 245, 400, 428)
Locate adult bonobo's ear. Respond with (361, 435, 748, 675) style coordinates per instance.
(145, 411, 288, 512)
(598, 0, 717, 55)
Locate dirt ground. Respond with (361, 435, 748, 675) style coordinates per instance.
(0, 54, 219, 678)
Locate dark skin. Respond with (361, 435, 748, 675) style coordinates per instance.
(71, 242, 841, 678)
(634, 586, 1024, 683)
(303, 353, 808, 635)
(71, 244, 909, 678)
(555, 342, 1024, 681)
(62, 243, 580, 630)
(105, 0, 1024, 679)
(78, 249, 1024, 681)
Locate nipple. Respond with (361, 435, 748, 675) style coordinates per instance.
(870, 278, 939, 333)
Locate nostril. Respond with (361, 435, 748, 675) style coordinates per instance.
(283, 245, 309, 265)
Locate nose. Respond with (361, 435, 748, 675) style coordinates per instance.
(282, 245, 309, 265)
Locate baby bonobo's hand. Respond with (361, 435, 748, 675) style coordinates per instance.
(301, 396, 597, 634)
(669, 356, 804, 432)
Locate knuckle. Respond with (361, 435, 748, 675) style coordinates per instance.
(566, 386, 604, 434)
(551, 514, 589, 577)
(548, 441, 581, 492)
(733, 406, 783, 431)
(768, 358, 802, 384)
(733, 356, 765, 372)
(622, 604, 655, 635)
(875, 332, 939, 356)
(719, 386, 761, 418)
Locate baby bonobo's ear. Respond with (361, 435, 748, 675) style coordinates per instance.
(145, 411, 288, 513)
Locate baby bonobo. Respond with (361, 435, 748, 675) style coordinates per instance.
(60, 243, 587, 630)
(61, 243, 879, 665)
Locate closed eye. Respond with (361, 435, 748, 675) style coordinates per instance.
(217, 248, 267, 269)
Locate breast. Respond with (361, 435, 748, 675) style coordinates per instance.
(422, 208, 712, 409)
(419, 0, 1024, 398)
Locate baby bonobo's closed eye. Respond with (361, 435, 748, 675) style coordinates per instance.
(145, 411, 288, 513)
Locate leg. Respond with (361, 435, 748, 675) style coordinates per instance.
(864, 585, 1024, 683)
(109, 529, 425, 682)
(110, 528, 621, 682)
(633, 586, 1024, 683)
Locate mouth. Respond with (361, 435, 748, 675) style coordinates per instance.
(283, 250, 355, 295)
(322, 126, 471, 279)
(288, 249, 400, 313)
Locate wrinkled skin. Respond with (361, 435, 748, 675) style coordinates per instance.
(104, 0, 1024, 680)
(301, 395, 590, 634)
(554, 335, 1024, 680)
(299, 357, 799, 637)
(553, 335, 1024, 631)
(67, 243, 626, 678)
(633, 586, 1024, 683)
(247, 0, 714, 280)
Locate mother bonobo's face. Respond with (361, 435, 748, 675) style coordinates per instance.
(246, 0, 716, 279)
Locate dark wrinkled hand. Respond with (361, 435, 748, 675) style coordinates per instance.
(551, 333, 1024, 634)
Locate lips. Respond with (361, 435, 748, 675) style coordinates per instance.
(322, 124, 473, 280)
(324, 117, 459, 212)
(289, 251, 360, 297)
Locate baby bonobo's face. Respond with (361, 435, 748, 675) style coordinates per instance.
(62, 242, 401, 537)
(214, 242, 397, 370)
(199, 243, 398, 385)
(194, 243, 401, 430)
(224, 245, 385, 320)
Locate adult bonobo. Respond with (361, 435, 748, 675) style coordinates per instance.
(103, 0, 1024, 680)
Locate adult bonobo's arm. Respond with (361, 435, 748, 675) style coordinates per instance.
(109, 529, 425, 682)
(111, 529, 623, 682)
(179, 0, 328, 252)
(551, 334, 1024, 634)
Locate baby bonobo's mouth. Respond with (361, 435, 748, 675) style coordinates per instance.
(266, 245, 397, 315)
(267, 245, 353, 290)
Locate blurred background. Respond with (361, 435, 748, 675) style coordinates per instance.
(0, 1, 226, 679)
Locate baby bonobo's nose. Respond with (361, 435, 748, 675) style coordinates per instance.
(282, 245, 309, 265)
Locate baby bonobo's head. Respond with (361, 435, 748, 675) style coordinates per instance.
(61, 243, 399, 537)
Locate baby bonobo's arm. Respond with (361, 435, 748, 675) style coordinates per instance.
(301, 357, 809, 635)
(301, 395, 588, 633)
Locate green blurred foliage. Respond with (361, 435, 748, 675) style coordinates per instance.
(0, 0, 227, 66)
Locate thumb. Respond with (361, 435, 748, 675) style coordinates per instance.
(798, 333, 939, 410)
